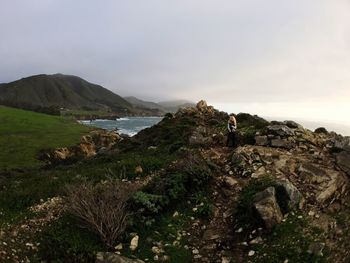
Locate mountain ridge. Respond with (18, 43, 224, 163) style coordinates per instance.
(0, 73, 133, 114)
(0, 74, 195, 116)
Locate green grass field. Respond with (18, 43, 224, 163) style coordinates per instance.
(0, 106, 92, 169)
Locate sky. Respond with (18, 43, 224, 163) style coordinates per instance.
(1, 0, 350, 126)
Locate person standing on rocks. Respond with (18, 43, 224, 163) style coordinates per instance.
(226, 115, 237, 147)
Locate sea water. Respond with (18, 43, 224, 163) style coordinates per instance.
(79, 117, 163, 136)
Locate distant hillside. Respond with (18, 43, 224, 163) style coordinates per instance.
(158, 99, 195, 112)
(0, 74, 133, 114)
(124, 96, 166, 111)
(125, 97, 196, 114)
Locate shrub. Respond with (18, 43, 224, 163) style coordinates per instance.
(65, 179, 136, 248)
(191, 192, 214, 219)
(314, 127, 328, 134)
(37, 214, 104, 262)
(137, 153, 216, 215)
(132, 191, 164, 214)
(180, 154, 216, 188)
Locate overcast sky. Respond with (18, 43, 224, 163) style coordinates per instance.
(1, 0, 350, 125)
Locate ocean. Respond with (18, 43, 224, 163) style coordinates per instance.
(79, 117, 163, 136)
(79, 115, 350, 138)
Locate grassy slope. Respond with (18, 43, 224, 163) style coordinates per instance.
(0, 106, 91, 169)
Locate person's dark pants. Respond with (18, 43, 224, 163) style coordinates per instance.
(226, 131, 236, 147)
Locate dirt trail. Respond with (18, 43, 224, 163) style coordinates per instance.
(186, 147, 247, 263)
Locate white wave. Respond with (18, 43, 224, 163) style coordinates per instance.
(117, 117, 130, 121)
(78, 120, 90, 124)
(94, 119, 114, 122)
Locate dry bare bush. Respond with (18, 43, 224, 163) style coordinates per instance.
(65, 180, 136, 248)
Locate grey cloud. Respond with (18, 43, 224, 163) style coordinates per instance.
(1, 0, 350, 106)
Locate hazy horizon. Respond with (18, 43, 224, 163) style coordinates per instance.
(1, 0, 349, 126)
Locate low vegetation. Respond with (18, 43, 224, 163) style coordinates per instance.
(1, 102, 347, 262)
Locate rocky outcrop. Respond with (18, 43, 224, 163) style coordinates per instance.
(335, 151, 350, 174)
(331, 136, 350, 175)
(96, 252, 144, 263)
(189, 126, 213, 146)
(267, 124, 295, 137)
(233, 144, 349, 207)
(253, 187, 283, 229)
(37, 130, 122, 165)
(276, 179, 304, 209)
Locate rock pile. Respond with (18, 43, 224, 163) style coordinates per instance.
(37, 130, 122, 165)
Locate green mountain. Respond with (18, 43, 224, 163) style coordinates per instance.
(0, 74, 133, 114)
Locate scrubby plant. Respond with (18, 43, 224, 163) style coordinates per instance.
(180, 154, 216, 188)
(65, 179, 136, 248)
(234, 113, 270, 145)
(191, 192, 214, 219)
(132, 191, 164, 214)
(136, 153, 216, 215)
(37, 214, 104, 262)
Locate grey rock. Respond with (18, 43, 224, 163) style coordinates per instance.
(267, 125, 295, 137)
(253, 187, 283, 229)
(276, 179, 303, 209)
(222, 176, 238, 188)
(270, 139, 292, 149)
(335, 151, 350, 174)
(333, 136, 350, 152)
(196, 100, 208, 111)
(96, 252, 144, 263)
(307, 242, 325, 257)
(255, 136, 269, 146)
(203, 229, 221, 241)
(188, 126, 212, 145)
(283, 120, 302, 129)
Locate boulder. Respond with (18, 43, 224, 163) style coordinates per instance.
(283, 120, 302, 129)
(307, 242, 325, 257)
(78, 142, 97, 157)
(270, 139, 292, 149)
(196, 100, 208, 111)
(135, 165, 143, 175)
(267, 125, 295, 137)
(335, 151, 350, 174)
(333, 136, 350, 152)
(222, 176, 239, 188)
(255, 136, 269, 146)
(130, 235, 139, 251)
(276, 179, 303, 209)
(189, 126, 212, 146)
(253, 187, 283, 229)
(316, 172, 348, 203)
(96, 252, 144, 263)
(37, 130, 122, 165)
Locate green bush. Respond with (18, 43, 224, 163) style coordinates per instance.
(37, 214, 104, 262)
(190, 191, 214, 219)
(137, 153, 216, 215)
(132, 191, 164, 214)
